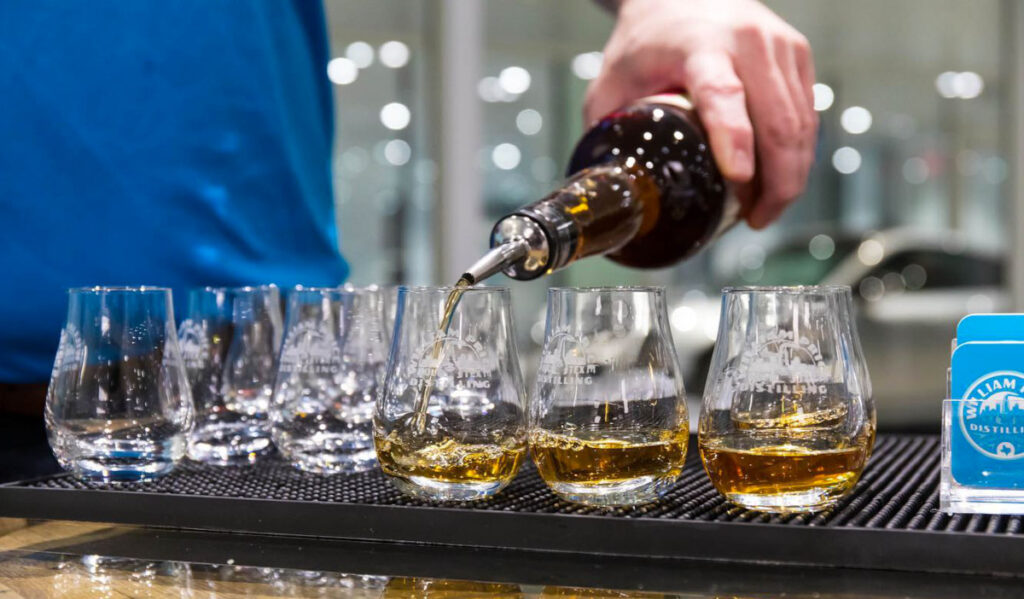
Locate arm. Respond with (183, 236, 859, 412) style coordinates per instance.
(589, 0, 818, 229)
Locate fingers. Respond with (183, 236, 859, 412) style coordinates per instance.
(775, 36, 817, 183)
(583, 49, 633, 126)
(583, 78, 628, 127)
(792, 33, 817, 124)
(682, 51, 755, 183)
(792, 33, 819, 178)
(733, 28, 812, 229)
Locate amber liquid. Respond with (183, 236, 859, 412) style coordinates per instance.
(410, 277, 472, 424)
(376, 421, 526, 485)
(530, 429, 688, 486)
(699, 433, 872, 511)
(560, 96, 732, 269)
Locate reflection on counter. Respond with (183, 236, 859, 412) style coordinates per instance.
(1, 516, 1020, 599)
(3, 554, 694, 598)
(384, 576, 525, 597)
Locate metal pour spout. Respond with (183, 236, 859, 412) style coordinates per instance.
(461, 239, 529, 285)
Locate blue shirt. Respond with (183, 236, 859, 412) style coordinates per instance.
(0, 1, 349, 382)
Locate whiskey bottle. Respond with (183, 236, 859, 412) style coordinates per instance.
(463, 94, 739, 283)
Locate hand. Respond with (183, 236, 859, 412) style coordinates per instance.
(587, 0, 818, 229)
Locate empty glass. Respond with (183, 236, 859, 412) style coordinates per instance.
(699, 286, 875, 512)
(178, 287, 233, 462)
(189, 285, 282, 465)
(531, 287, 688, 506)
(335, 286, 391, 440)
(45, 287, 193, 481)
(270, 286, 388, 474)
(374, 286, 528, 501)
(343, 282, 397, 339)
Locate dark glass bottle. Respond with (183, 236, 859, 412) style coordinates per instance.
(463, 94, 738, 284)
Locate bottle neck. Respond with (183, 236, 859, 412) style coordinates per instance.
(480, 162, 656, 281)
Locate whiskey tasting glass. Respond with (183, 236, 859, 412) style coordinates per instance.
(45, 287, 193, 481)
(178, 287, 233, 462)
(190, 285, 282, 465)
(699, 286, 875, 512)
(531, 287, 688, 507)
(334, 286, 391, 434)
(374, 286, 528, 501)
(344, 282, 398, 341)
(270, 287, 387, 474)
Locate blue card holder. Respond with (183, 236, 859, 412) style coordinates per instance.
(943, 337, 1024, 513)
(956, 313, 1024, 344)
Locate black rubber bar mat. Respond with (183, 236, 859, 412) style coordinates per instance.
(1, 435, 1021, 577)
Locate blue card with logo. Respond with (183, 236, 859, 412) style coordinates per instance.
(957, 314, 1024, 345)
(950, 341, 1024, 488)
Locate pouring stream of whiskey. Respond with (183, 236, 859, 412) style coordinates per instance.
(410, 276, 472, 430)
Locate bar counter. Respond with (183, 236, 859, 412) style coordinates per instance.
(0, 517, 1020, 598)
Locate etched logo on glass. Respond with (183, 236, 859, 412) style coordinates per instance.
(177, 319, 208, 370)
(536, 329, 598, 386)
(732, 331, 829, 396)
(279, 321, 342, 375)
(53, 325, 84, 376)
(410, 334, 497, 389)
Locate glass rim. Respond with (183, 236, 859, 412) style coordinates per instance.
(548, 285, 665, 293)
(232, 284, 280, 293)
(338, 284, 387, 295)
(398, 285, 509, 294)
(721, 285, 851, 294)
(289, 285, 345, 293)
(68, 286, 170, 294)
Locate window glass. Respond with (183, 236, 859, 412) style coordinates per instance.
(873, 251, 1004, 289)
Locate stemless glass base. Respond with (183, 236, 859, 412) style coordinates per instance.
(545, 476, 676, 507)
(187, 424, 274, 466)
(277, 432, 378, 475)
(721, 486, 852, 513)
(54, 434, 187, 482)
(699, 434, 869, 514)
(386, 474, 510, 502)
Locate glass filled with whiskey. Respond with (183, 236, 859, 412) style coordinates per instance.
(374, 286, 528, 501)
(699, 286, 875, 512)
(531, 287, 688, 506)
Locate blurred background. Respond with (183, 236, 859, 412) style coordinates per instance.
(323, 0, 1021, 430)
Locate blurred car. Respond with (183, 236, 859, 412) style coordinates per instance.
(671, 228, 1006, 429)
